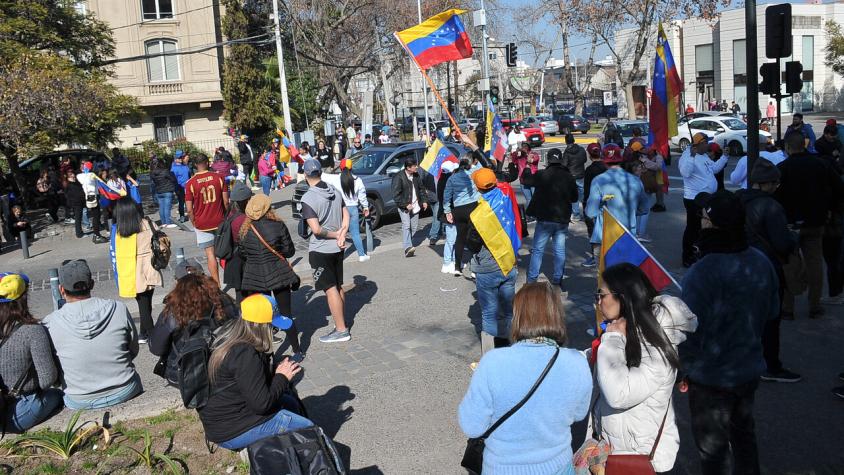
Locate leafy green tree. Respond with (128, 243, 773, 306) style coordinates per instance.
(825, 20, 844, 76)
(0, 1, 137, 199)
(221, 0, 275, 143)
(263, 56, 320, 132)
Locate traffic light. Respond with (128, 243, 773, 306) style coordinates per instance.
(765, 4, 792, 59)
(505, 42, 518, 67)
(785, 61, 803, 94)
(759, 62, 780, 96)
(490, 85, 500, 105)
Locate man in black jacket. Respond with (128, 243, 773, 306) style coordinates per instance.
(521, 148, 578, 286)
(775, 131, 842, 319)
(737, 160, 801, 383)
(391, 156, 428, 257)
(560, 134, 587, 220)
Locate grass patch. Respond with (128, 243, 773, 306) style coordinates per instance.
(145, 409, 181, 425)
(32, 462, 68, 474)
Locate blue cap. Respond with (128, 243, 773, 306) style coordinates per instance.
(303, 159, 322, 176)
(174, 150, 185, 159)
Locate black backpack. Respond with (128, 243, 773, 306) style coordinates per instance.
(145, 218, 172, 270)
(172, 318, 231, 409)
(214, 213, 235, 260)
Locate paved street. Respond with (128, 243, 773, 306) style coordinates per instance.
(3, 172, 843, 474)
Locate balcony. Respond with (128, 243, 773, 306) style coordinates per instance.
(148, 82, 183, 95)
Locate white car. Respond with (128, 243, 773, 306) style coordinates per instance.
(671, 117, 772, 156)
(524, 116, 560, 136)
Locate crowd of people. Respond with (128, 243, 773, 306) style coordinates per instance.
(1, 112, 842, 475)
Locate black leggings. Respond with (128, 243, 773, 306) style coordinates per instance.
(682, 198, 702, 263)
(452, 202, 477, 271)
(135, 288, 155, 336)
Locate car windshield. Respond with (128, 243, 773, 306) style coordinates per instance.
(350, 149, 392, 175)
(721, 118, 746, 130)
(508, 121, 526, 128)
(616, 123, 649, 137)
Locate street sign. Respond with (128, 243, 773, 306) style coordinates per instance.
(603, 91, 613, 106)
(646, 88, 653, 99)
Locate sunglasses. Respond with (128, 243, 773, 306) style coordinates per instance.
(594, 291, 617, 304)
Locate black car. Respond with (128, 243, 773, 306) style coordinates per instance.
(18, 149, 110, 204)
(554, 114, 591, 134)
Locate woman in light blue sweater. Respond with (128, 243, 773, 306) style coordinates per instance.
(459, 283, 593, 475)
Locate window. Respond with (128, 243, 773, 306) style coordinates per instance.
(142, 0, 173, 20)
(489, 53, 497, 60)
(153, 115, 184, 143)
(695, 44, 714, 76)
(145, 40, 180, 82)
(802, 36, 814, 72)
(382, 151, 415, 175)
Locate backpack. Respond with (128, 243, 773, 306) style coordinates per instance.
(297, 216, 312, 240)
(214, 213, 235, 260)
(145, 218, 172, 270)
(173, 318, 226, 409)
(246, 425, 346, 475)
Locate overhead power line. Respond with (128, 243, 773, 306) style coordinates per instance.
(95, 32, 273, 66)
(109, 3, 218, 31)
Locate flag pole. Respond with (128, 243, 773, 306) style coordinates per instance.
(394, 33, 465, 138)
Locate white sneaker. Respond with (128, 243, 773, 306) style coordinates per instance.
(164, 223, 179, 229)
(358, 255, 370, 262)
(441, 262, 455, 274)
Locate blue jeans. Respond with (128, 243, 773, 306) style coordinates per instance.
(155, 192, 173, 225)
(5, 389, 64, 433)
(347, 205, 366, 257)
(637, 193, 656, 237)
(443, 223, 457, 264)
(475, 267, 517, 337)
(428, 202, 442, 239)
(219, 407, 314, 450)
(260, 175, 273, 196)
(522, 186, 534, 211)
(63, 374, 143, 410)
(82, 208, 90, 228)
(572, 178, 584, 218)
(399, 210, 418, 249)
(527, 221, 569, 283)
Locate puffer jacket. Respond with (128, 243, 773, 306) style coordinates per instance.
(239, 218, 297, 292)
(593, 295, 697, 473)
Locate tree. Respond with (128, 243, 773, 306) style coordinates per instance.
(221, 0, 276, 143)
(825, 20, 844, 77)
(0, 1, 137, 199)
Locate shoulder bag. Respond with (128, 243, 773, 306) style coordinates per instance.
(213, 210, 235, 260)
(249, 223, 301, 291)
(460, 347, 559, 475)
(603, 401, 670, 475)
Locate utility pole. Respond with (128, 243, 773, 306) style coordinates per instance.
(272, 0, 293, 139)
(745, 0, 760, 183)
(478, 0, 491, 117)
(417, 0, 430, 136)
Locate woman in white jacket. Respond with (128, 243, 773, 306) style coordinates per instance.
(321, 159, 370, 261)
(591, 263, 697, 474)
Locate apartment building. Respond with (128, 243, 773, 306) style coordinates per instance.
(82, 0, 229, 147)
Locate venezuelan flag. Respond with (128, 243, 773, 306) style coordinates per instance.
(470, 185, 522, 275)
(110, 225, 138, 298)
(485, 98, 509, 162)
(95, 176, 125, 201)
(420, 134, 459, 179)
(648, 23, 683, 160)
(598, 209, 677, 292)
(394, 9, 473, 70)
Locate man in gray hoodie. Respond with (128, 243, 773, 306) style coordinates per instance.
(42, 259, 142, 409)
(300, 160, 351, 343)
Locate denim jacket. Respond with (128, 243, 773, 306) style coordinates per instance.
(442, 169, 480, 213)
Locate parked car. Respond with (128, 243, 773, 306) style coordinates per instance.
(524, 115, 560, 136)
(678, 110, 746, 127)
(501, 119, 545, 146)
(555, 114, 591, 134)
(18, 149, 110, 205)
(601, 120, 650, 147)
(671, 116, 772, 156)
(292, 142, 486, 229)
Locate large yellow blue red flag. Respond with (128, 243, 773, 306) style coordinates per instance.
(648, 23, 683, 159)
(420, 132, 459, 179)
(599, 209, 677, 292)
(484, 98, 509, 161)
(394, 9, 473, 70)
(470, 183, 522, 275)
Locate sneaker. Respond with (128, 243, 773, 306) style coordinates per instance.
(821, 295, 844, 305)
(164, 223, 179, 229)
(64, 218, 75, 225)
(441, 262, 455, 274)
(404, 246, 415, 257)
(637, 235, 653, 243)
(138, 334, 149, 344)
(833, 386, 844, 400)
(581, 256, 597, 268)
(358, 255, 371, 262)
(290, 352, 305, 363)
(470, 272, 476, 279)
(429, 238, 437, 246)
(651, 204, 667, 212)
(319, 329, 351, 343)
(760, 368, 802, 383)
(92, 235, 108, 244)
(179, 216, 188, 223)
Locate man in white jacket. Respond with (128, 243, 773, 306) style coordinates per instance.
(679, 133, 727, 267)
(77, 161, 109, 244)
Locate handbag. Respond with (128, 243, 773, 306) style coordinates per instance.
(214, 211, 235, 260)
(461, 348, 559, 475)
(246, 425, 345, 475)
(601, 401, 670, 475)
(250, 223, 301, 291)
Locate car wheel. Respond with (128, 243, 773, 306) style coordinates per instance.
(581, 129, 588, 134)
(679, 138, 690, 151)
(550, 133, 556, 136)
(728, 141, 743, 157)
(367, 197, 383, 230)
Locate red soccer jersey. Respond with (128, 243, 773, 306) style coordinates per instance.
(185, 171, 226, 231)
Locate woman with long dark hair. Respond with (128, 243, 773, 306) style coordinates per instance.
(149, 272, 236, 386)
(0, 273, 63, 432)
(322, 159, 370, 260)
(238, 194, 303, 359)
(315, 140, 333, 170)
(111, 196, 163, 343)
(590, 263, 697, 473)
(199, 294, 313, 450)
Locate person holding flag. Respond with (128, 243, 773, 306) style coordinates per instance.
(77, 160, 109, 244)
(419, 132, 459, 245)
